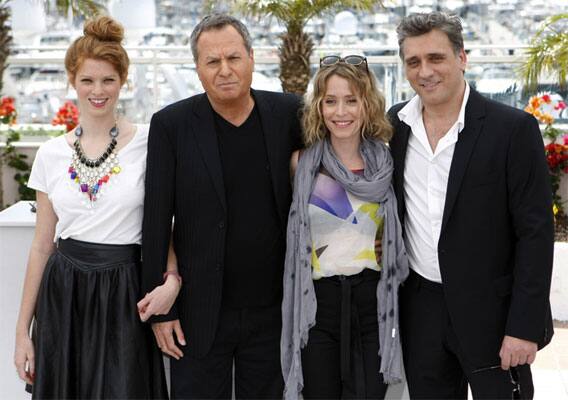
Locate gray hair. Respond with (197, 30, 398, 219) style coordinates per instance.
(190, 14, 252, 62)
(396, 12, 464, 59)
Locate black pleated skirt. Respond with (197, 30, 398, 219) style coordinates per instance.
(28, 238, 168, 399)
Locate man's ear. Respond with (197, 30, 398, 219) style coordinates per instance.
(458, 48, 467, 72)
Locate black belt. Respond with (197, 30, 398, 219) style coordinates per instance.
(405, 268, 443, 292)
(57, 238, 141, 268)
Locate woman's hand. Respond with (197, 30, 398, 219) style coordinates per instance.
(137, 276, 181, 322)
(14, 333, 35, 385)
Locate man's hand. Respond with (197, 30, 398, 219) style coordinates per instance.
(152, 320, 186, 360)
(499, 335, 537, 370)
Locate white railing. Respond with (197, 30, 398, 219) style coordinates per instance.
(1, 44, 567, 208)
(6, 43, 551, 124)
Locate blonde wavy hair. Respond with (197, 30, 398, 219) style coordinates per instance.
(302, 62, 392, 147)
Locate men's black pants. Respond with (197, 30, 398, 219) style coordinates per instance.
(170, 303, 283, 399)
(400, 269, 534, 400)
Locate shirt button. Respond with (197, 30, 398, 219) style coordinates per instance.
(265, 164, 270, 171)
(218, 222, 225, 229)
(216, 263, 222, 271)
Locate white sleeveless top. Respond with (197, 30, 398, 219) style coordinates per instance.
(27, 124, 148, 244)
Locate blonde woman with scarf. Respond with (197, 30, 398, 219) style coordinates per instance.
(281, 56, 409, 399)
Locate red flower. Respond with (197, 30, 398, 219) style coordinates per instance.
(0, 96, 17, 124)
(52, 101, 79, 132)
(544, 141, 568, 171)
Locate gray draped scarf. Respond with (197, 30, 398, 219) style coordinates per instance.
(281, 138, 409, 399)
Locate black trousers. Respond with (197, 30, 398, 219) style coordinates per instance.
(170, 303, 283, 399)
(400, 269, 534, 400)
(302, 269, 387, 399)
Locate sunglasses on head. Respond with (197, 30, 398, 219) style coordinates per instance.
(319, 55, 368, 71)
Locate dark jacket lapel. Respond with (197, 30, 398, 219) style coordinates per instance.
(441, 89, 486, 232)
(393, 121, 411, 223)
(389, 103, 411, 224)
(253, 89, 288, 227)
(191, 93, 227, 212)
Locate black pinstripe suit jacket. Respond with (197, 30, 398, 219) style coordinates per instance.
(141, 89, 302, 357)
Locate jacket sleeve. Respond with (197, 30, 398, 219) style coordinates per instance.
(289, 93, 304, 150)
(141, 111, 179, 322)
(505, 112, 554, 343)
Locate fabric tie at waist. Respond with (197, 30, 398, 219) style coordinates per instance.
(325, 269, 380, 397)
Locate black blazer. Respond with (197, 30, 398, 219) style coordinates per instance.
(388, 88, 554, 368)
(141, 89, 302, 357)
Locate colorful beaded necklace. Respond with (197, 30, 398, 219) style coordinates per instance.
(68, 124, 122, 202)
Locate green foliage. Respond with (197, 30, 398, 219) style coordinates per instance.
(2, 130, 34, 201)
(520, 13, 568, 91)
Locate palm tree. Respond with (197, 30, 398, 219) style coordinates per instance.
(519, 13, 568, 92)
(211, 0, 382, 96)
(52, 0, 102, 16)
(0, 0, 102, 209)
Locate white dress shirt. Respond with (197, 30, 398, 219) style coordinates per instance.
(397, 83, 470, 282)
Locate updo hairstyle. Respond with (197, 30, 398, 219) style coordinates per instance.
(65, 15, 130, 85)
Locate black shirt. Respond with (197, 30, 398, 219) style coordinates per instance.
(214, 105, 285, 308)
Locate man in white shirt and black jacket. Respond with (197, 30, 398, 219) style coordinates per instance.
(388, 11, 554, 399)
